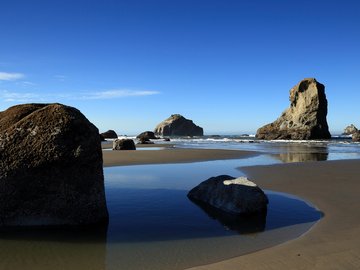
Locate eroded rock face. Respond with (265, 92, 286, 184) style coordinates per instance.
(343, 124, 358, 135)
(187, 175, 268, 215)
(0, 103, 108, 226)
(154, 114, 203, 136)
(100, 130, 118, 139)
(112, 138, 136, 150)
(352, 131, 360, 142)
(256, 78, 331, 140)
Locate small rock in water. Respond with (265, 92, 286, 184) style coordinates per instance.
(187, 175, 268, 215)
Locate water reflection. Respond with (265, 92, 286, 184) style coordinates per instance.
(188, 198, 267, 234)
(270, 143, 329, 162)
(274, 152, 328, 162)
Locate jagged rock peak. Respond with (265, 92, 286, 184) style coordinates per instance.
(256, 78, 331, 140)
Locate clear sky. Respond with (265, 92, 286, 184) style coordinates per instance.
(1, 0, 359, 135)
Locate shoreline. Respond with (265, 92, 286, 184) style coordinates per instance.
(187, 159, 360, 270)
(103, 147, 257, 167)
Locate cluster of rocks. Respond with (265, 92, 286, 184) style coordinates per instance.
(0, 103, 108, 227)
(256, 78, 331, 140)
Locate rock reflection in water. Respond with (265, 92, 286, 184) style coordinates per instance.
(188, 198, 267, 234)
(271, 144, 329, 162)
(275, 152, 328, 163)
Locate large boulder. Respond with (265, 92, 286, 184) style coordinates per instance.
(256, 78, 331, 140)
(100, 129, 118, 139)
(0, 103, 108, 226)
(352, 131, 360, 142)
(136, 131, 158, 140)
(343, 124, 358, 135)
(187, 175, 268, 215)
(154, 114, 203, 136)
(113, 138, 136, 150)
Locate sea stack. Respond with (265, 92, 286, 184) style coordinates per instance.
(154, 114, 204, 136)
(0, 103, 108, 226)
(256, 78, 331, 140)
(343, 124, 358, 135)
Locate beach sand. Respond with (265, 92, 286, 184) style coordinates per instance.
(102, 148, 360, 270)
(103, 147, 255, 167)
(188, 159, 360, 270)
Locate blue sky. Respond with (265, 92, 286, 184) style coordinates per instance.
(1, 0, 359, 135)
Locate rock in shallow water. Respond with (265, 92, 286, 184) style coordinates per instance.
(0, 103, 109, 226)
(187, 175, 268, 215)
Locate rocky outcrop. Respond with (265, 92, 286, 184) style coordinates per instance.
(352, 131, 360, 142)
(0, 103, 108, 226)
(113, 139, 136, 150)
(256, 78, 331, 140)
(343, 124, 358, 135)
(154, 114, 203, 136)
(187, 175, 268, 215)
(100, 130, 118, 139)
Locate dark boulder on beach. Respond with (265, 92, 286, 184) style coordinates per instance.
(0, 103, 108, 226)
(100, 129, 118, 139)
(187, 175, 268, 215)
(154, 114, 203, 136)
(256, 78, 331, 140)
(136, 131, 158, 140)
(343, 124, 358, 135)
(113, 138, 136, 150)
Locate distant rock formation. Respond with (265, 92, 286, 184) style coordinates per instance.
(113, 138, 136, 150)
(352, 131, 360, 142)
(154, 114, 204, 136)
(0, 103, 108, 226)
(100, 130, 118, 139)
(187, 175, 268, 215)
(343, 124, 358, 135)
(256, 78, 331, 140)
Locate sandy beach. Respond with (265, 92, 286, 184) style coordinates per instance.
(102, 147, 360, 270)
(188, 159, 360, 270)
(103, 146, 256, 167)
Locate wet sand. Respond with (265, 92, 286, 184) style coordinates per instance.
(187, 159, 360, 270)
(103, 147, 256, 167)
(102, 148, 360, 269)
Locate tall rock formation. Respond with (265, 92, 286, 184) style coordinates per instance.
(256, 78, 331, 140)
(0, 103, 108, 226)
(154, 114, 204, 136)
